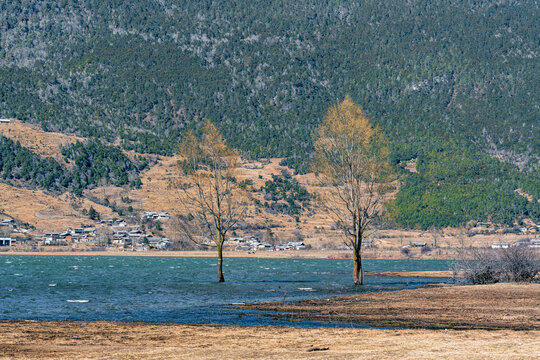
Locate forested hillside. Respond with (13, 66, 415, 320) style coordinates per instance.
(0, 0, 538, 227)
(0, 136, 144, 195)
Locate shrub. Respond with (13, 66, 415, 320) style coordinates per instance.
(500, 246, 540, 282)
(400, 246, 411, 257)
(421, 244, 432, 254)
(454, 246, 539, 284)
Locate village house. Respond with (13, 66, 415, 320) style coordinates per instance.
(147, 237, 171, 250)
(141, 211, 170, 221)
(512, 238, 540, 249)
(128, 229, 143, 237)
(275, 241, 306, 251)
(0, 118, 11, 124)
(112, 230, 129, 245)
(100, 219, 127, 227)
(42, 233, 66, 245)
(227, 237, 245, 245)
(83, 228, 96, 236)
(141, 212, 158, 220)
(288, 241, 306, 250)
(0, 238, 14, 246)
(0, 219, 15, 227)
(158, 212, 170, 220)
(69, 227, 84, 235)
(257, 243, 273, 250)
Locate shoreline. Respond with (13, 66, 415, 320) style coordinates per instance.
(0, 249, 458, 260)
(241, 283, 540, 330)
(1, 249, 351, 258)
(1, 282, 538, 359)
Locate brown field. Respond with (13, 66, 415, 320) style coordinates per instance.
(0, 322, 538, 360)
(0, 183, 115, 233)
(0, 283, 539, 359)
(243, 283, 540, 330)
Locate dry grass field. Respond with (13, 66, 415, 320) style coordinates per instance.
(0, 183, 114, 233)
(1, 321, 538, 360)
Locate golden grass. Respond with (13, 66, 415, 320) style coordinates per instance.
(0, 320, 538, 359)
(0, 183, 115, 232)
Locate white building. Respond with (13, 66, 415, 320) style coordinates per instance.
(0, 238, 13, 246)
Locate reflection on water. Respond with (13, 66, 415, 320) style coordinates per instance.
(0, 256, 452, 327)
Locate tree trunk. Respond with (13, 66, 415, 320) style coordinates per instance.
(353, 247, 363, 285)
(217, 244, 225, 283)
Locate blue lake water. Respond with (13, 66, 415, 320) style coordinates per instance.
(0, 256, 453, 327)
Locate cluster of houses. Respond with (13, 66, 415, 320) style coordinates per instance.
(35, 211, 171, 250)
(275, 241, 307, 251)
(42, 227, 97, 245)
(472, 222, 539, 235)
(515, 226, 539, 235)
(35, 209, 171, 249)
(491, 238, 540, 249)
(0, 210, 174, 250)
(226, 236, 306, 251)
(111, 229, 170, 250)
(38, 226, 171, 250)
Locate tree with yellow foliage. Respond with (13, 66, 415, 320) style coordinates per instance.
(314, 96, 393, 285)
(173, 119, 247, 282)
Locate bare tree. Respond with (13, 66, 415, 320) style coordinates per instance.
(172, 119, 247, 282)
(96, 226, 112, 247)
(313, 95, 393, 285)
(430, 226, 441, 248)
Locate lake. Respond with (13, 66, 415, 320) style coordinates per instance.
(0, 256, 453, 327)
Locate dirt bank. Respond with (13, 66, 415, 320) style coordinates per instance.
(0, 249, 463, 261)
(242, 283, 540, 330)
(0, 249, 352, 259)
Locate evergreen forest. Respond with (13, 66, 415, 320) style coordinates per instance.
(0, 0, 538, 228)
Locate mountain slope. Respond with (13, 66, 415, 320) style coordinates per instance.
(0, 0, 538, 227)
